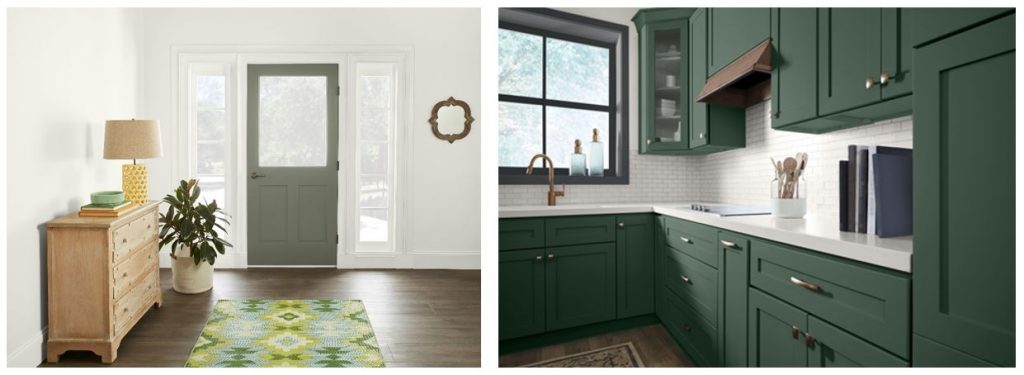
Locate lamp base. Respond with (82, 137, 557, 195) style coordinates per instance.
(122, 164, 148, 204)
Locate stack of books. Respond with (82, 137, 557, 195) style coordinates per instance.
(79, 200, 137, 218)
(839, 145, 912, 237)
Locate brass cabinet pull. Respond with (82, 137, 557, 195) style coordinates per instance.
(865, 76, 876, 89)
(790, 276, 821, 292)
(720, 240, 737, 249)
(791, 325, 800, 339)
(679, 236, 691, 244)
(879, 71, 892, 85)
(534, 255, 543, 263)
(680, 275, 691, 284)
(547, 254, 555, 261)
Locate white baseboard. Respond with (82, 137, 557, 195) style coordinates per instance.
(7, 328, 45, 368)
(160, 250, 480, 269)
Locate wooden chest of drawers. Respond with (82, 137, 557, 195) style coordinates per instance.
(45, 201, 162, 363)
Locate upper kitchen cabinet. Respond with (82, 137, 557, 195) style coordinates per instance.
(635, 9, 692, 154)
(707, 8, 771, 75)
(773, 8, 913, 133)
(912, 12, 1015, 367)
(904, 8, 1013, 47)
(689, 8, 745, 152)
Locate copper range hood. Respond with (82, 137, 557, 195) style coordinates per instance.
(696, 38, 772, 108)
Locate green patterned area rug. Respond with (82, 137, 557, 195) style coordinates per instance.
(185, 299, 385, 367)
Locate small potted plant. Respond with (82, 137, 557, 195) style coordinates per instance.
(158, 179, 232, 294)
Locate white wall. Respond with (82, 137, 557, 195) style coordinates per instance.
(6, 8, 143, 367)
(138, 8, 481, 268)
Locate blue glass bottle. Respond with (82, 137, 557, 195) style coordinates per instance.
(589, 128, 604, 176)
(569, 139, 587, 176)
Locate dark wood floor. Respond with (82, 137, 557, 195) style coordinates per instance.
(41, 268, 480, 367)
(498, 324, 693, 367)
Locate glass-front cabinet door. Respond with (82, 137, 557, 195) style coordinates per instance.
(636, 11, 690, 154)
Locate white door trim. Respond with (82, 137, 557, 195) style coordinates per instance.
(170, 45, 414, 269)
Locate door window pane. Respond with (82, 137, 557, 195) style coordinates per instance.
(499, 29, 543, 98)
(546, 38, 609, 105)
(355, 63, 396, 248)
(258, 76, 328, 167)
(498, 102, 543, 167)
(545, 107, 610, 168)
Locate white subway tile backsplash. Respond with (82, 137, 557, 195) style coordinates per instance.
(500, 100, 913, 216)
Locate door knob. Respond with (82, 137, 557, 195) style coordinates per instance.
(250, 172, 267, 179)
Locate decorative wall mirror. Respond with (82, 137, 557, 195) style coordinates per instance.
(428, 97, 474, 144)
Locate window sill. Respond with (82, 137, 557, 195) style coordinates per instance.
(499, 174, 629, 185)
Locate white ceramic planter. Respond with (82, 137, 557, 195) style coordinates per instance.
(771, 198, 807, 218)
(171, 247, 213, 294)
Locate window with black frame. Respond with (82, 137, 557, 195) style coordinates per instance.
(498, 8, 629, 185)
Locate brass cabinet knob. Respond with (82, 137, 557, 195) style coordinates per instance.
(792, 325, 800, 339)
(534, 255, 543, 263)
(547, 254, 555, 261)
(699, 132, 704, 139)
(805, 334, 815, 348)
(680, 275, 691, 284)
(618, 222, 625, 228)
(879, 71, 892, 85)
(646, 139, 653, 145)
(679, 236, 691, 244)
(865, 76, 876, 89)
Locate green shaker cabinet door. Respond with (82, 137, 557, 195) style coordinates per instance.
(748, 288, 807, 367)
(718, 231, 749, 367)
(499, 249, 546, 340)
(807, 316, 908, 367)
(707, 8, 771, 75)
(905, 8, 1013, 47)
(912, 14, 1015, 367)
(545, 243, 617, 331)
(499, 218, 545, 251)
(770, 8, 819, 129)
(689, 8, 746, 151)
(817, 8, 882, 115)
(616, 214, 655, 318)
(880, 8, 912, 99)
(640, 19, 689, 153)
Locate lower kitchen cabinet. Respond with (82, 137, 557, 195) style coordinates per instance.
(616, 214, 655, 318)
(749, 288, 907, 367)
(717, 231, 750, 366)
(911, 13, 1015, 367)
(498, 249, 546, 340)
(546, 243, 617, 331)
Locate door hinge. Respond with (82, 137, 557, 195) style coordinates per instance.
(336, 161, 340, 171)
(336, 86, 340, 96)
(335, 234, 339, 244)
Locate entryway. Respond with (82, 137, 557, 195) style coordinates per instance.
(246, 64, 339, 266)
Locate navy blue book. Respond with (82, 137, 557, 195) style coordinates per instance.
(873, 147, 913, 237)
(839, 160, 849, 231)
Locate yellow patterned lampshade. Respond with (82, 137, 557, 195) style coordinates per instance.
(104, 120, 162, 203)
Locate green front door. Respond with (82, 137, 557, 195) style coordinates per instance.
(748, 289, 807, 367)
(545, 243, 616, 331)
(817, 9, 882, 115)
(499, 249, 546, 340)
(616, 214, 654, 318)
(912, 14, 1015, 367)
(246, 64, 339, 266)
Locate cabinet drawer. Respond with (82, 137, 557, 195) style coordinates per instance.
(499, 219, 545, 251)
(662, 287, 717, 367)
(112, 211, 158, 264)
(664, 245, 718, 326)
(664, 217, 718, 268)
(112, 240, 158, 300)
(113, 269, 157, 335)
(750, 238, 910, 358)
(545, 216, 615, 247)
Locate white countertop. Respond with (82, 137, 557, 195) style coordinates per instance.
(499, 203, 913, 273)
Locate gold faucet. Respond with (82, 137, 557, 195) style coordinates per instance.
(526, 154, 565, 206)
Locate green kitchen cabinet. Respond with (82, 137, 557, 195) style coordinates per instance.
(769, 8, 818, 129)
(688, 8, 745, 152)
(748, 288, 808, 367)
(912, 13, 1015, 367)
(634, 9, 692, 154)
(499, 249, 546, 340)
(616, 214, 655, 318)
(545, 243, 617, 331)
(498, 218, 544, 251)
(904, 8, 1013, 47)
(717, 231, 749, 367)
(817, 8, 883, 115)
(749, 289, 908, 367)
(707, 8, 771, 75)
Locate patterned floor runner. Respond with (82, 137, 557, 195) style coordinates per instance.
(524, 342, 645, 367)
(185, 299, 385, 367)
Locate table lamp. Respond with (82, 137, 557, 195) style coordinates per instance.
(103, 119, 162, 204)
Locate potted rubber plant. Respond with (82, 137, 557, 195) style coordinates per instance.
(158, 178, 232, 294)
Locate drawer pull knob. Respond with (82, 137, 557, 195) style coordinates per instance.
(618, 222, 625, 228)
(679, 236, 691, 244)
(682, 323, 691, 332)
(534, 255, 543, 263)
(790, 276, 821, 292)
(792, 325, 800, 339)
(865, 76, 876, 89)
(720, 240, 737, 249)
(879, 71, 891, 85)
(547, 254, 555, 261)
(679, 275, 691, 284)
(805, 334, 815, 348)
